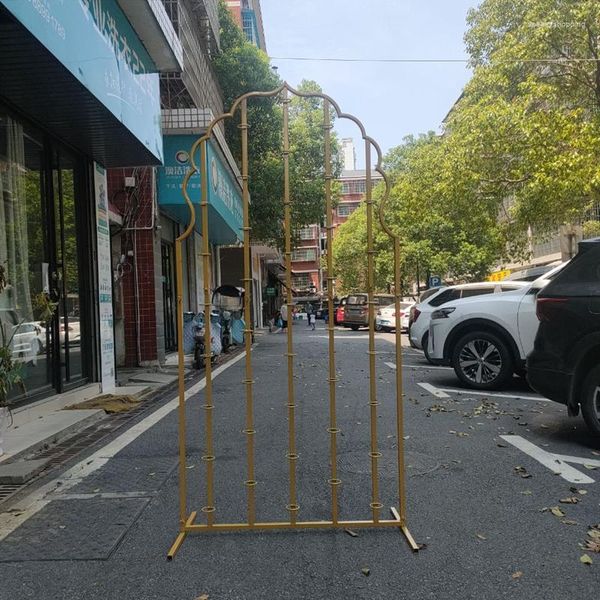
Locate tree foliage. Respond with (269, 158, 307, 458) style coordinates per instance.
(334, 0, 600, 293)
(213, 3, 340, 246)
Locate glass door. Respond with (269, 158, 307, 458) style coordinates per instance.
(52, 148, 86, 389)
(0, 106, 90, 404)
(0, 111, 54, 402)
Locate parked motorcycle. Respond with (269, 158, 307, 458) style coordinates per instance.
(192, 312, 218, 369)
(211, 285, 245, 352)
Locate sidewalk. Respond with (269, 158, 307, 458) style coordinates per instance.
(0, 362, 186, 484)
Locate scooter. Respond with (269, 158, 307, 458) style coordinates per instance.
(192, 313, 206, 369)
(212, 285, 244, 352)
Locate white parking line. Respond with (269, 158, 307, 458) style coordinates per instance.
(440, 388, 551, 402)
(552, 454, 600, 468)
(417, 382, 450, 398)
(384, 361, 452, 371)
(0, 351, 247, 541)
(500, 435, 595, 484)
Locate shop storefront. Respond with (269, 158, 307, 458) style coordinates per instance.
(157, 134, 243, 345)
(0, 0, 174, 403)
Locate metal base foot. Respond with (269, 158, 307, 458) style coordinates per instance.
(167, 511, 197, 560)
(390, 506, 420, 552)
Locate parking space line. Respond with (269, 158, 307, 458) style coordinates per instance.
(417, 382, 450, 398)
(552, 454, 600, 468)
(385, 361, 452, 371)
(440, 388, 551, 402)
(500, 435, 595, 484)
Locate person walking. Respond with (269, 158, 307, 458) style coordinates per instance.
(306, 302, 314, 328)
(309, 311, 316, 331)
(280, 303, 288, 333)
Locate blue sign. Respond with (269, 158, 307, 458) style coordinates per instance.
(1, 0, 163, 162)
(428, 276, 442, 288)
(157, 135, 243, 244)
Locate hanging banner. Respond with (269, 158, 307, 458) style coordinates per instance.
(94, 163, 116, 393)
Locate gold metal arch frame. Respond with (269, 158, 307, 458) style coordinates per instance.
(167, 83, 418, 559)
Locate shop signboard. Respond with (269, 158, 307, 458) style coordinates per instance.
(0, 0, 162, 162)
(157, 135, 243, 244)
(265, 287, 276, 297)
(94, 163, 116, 393)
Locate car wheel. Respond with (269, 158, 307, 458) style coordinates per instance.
(580, 365, 600, 437)
(422, 333, 435, 365)
(451, 331, 514, 390)
(351, 325, 360, 331)
(375, 323, 383, 332)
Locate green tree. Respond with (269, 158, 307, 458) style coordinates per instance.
(448, 0, 600, 246)
(333, 135, 503, 294)
(213, 4, 340, 246)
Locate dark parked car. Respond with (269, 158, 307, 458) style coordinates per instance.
(527, 238, 600, 435)
(343, 293, 394, 330)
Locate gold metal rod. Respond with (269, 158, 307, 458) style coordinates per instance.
(393, 239, 408, 524)
(184, 519, 404, 532)
(241, 99, 256, 525)
(174, 239, 188, 528)
(283, 88, 298, 524)
(174, 169, 197, 534)
(323, 100, 339, 523)
(167, 530, 187, 560)
(365, 141, 381, 523)
(200, 140, 216, 525)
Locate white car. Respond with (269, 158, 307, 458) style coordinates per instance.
(376, 302, 414, 332)
(409, 281, 528, 361)
(427, 265, 565, 390)
(11, 322, 46, 362)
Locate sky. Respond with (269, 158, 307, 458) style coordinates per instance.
(261, 0, 480, 168)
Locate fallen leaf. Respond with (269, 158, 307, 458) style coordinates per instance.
(93, 488, 100, 493)
(550, 507, 565, 517)
(584, 540, 600, 553)
(559, 497, 579, 504)
(580, 554, 593, 565)
(361, 567, 370, 577)
(476, 533, 487, 540)
(195, 595, 209, 600)
(417, 542, 428, 550)
(584, 464, 598, 470)
(345, 529, 358, 538)
(149, 472, 156, 476)
(186, 464, 195, 470)
(562, 519, 579, 525)
(540, 424, 549, 429)
(512, 571, 523, 579)
(520, 490, 533, 496)
(497, 443, 508, 448)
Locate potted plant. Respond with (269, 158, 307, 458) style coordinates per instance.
(0, 329, 21, 456)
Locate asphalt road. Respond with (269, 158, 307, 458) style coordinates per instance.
(1, 322, 599, 599)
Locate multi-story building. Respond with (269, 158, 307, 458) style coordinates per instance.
(225, 0, 266, 50)
(289, 138, 382, 298)
(291, 225, 322, 295)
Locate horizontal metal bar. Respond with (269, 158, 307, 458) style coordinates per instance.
(184, 518, 404, 533)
